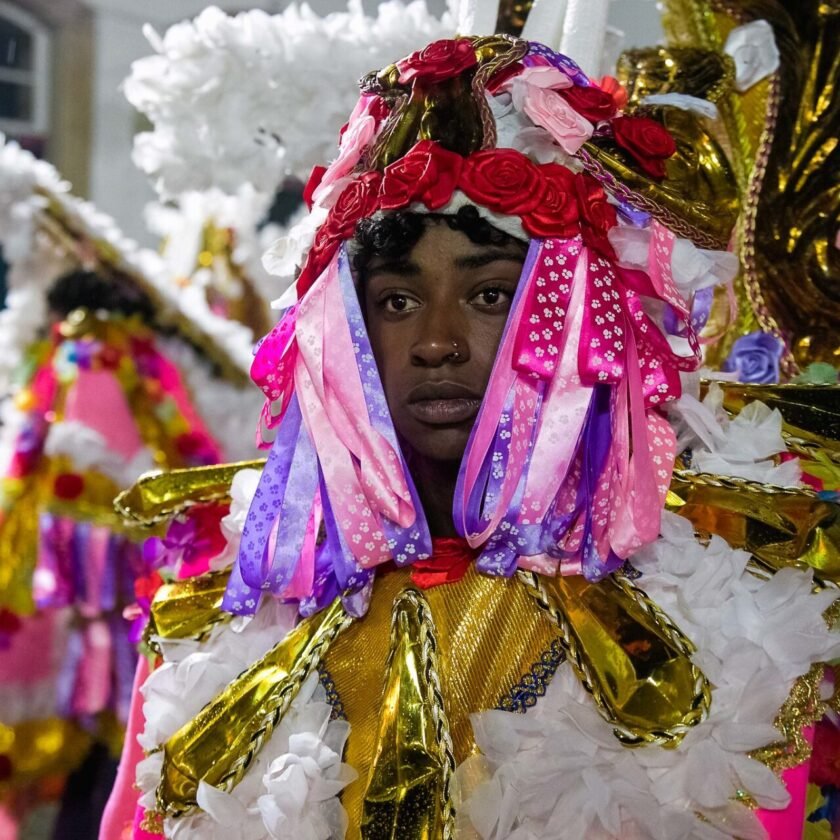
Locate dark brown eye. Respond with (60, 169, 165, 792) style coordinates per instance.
(382, 294, 420, 313)
(471, 287, 512, 308)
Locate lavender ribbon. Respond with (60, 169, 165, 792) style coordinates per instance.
(223, 395, 306, 615)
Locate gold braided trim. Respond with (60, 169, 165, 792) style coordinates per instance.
(575, 146, 727, 250)
(517, 571, 711, 747)
(400, 588, 458, 839)
(782, 434, 840, 466)
(671, 467, 821, 498)
(471, 35, 529, 150)
(732, 73, 798, 376)
(216, 611, 355, 802)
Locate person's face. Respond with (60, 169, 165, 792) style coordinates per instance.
(363, 221, 526, 464)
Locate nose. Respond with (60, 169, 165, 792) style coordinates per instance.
(410, 310, 470, 368)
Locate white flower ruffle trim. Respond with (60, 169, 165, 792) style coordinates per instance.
(459, 511, 840, 840)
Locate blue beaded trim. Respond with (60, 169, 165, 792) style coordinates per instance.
(496, 637, 566, 713)
(318, 667, 346, 720)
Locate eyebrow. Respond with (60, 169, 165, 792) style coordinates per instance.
(365, 259, 420, 280)
(453, 250, 525, 270)
(366, 249, 524, 281)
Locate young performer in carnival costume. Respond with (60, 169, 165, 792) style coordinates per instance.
(104, 33, 840, 840)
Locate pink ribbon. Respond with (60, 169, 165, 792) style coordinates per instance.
(294, 255, 415, 568)
(251, 303, 299, 448)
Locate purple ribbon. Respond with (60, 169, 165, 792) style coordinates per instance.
(525, 43, 591, 86)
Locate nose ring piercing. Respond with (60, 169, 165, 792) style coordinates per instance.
(450, 341, 461, 360)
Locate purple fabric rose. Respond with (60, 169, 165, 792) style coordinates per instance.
(722, 330, 785, 384)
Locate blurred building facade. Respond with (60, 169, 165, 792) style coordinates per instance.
(1, 0, 662, 245)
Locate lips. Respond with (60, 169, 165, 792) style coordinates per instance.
(406, 381, 483, 426)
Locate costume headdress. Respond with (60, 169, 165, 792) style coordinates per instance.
(227, 33, 740, 617)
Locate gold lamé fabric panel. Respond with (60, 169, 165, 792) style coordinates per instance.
(323, 565, 560, 836)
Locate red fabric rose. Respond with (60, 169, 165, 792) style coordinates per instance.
(598, 75, 629, 110)
(522, 163, 579, 238)
(297, 172, 382, 295)
(561, 84, 617, 123)
(397, 38, 478, 85)
(612, 115, 677, 179)
(303, 166, 326, 210)
(576, 174, 617, 257)
(54, 472, 84, 500)
(380, 140, 462, 211)
(460, 149, 545, 216)
(409, 537, 478, 589)
(328, 171, 382, 238)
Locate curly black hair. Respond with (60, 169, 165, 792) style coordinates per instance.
(46, 269, 156, 323)
(350, 204, 527, 284)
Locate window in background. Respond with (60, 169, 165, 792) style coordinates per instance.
(0, 2, 50, 146)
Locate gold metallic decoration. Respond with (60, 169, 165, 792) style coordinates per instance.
(157, 598, 354, 815)
(580, 102, 740, 249)
(661, 0, 840, 372)
(0, 482, 41, 613)
(114, 460, 265, 528)
(517, 570, 711, 747)
(364, 36, 528, 169)
(617, 46, 735, 105)
(751, 664, 826, 772)
(361, 589, 456, 840)
(494, 0, 535, 36)
(669, 468, 840, 585)
(146, 569, 233, 651)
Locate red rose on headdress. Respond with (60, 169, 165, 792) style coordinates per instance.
(297, 172, 382, 294)
(522, 163, 579, 238)
(460, 149, 544, 216)
(327, 171, 382, 239)
(561, 85, 618, 123)
(611, 115, 677, 179)
(576, 174, 617, 257)
(380, 141, 463, 211)
(397, 38, 478, 85)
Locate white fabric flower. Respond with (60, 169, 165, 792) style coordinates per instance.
(210, 467, 262, 570)
(671, 383, 801, 485)
(724, 20, 780, 92)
